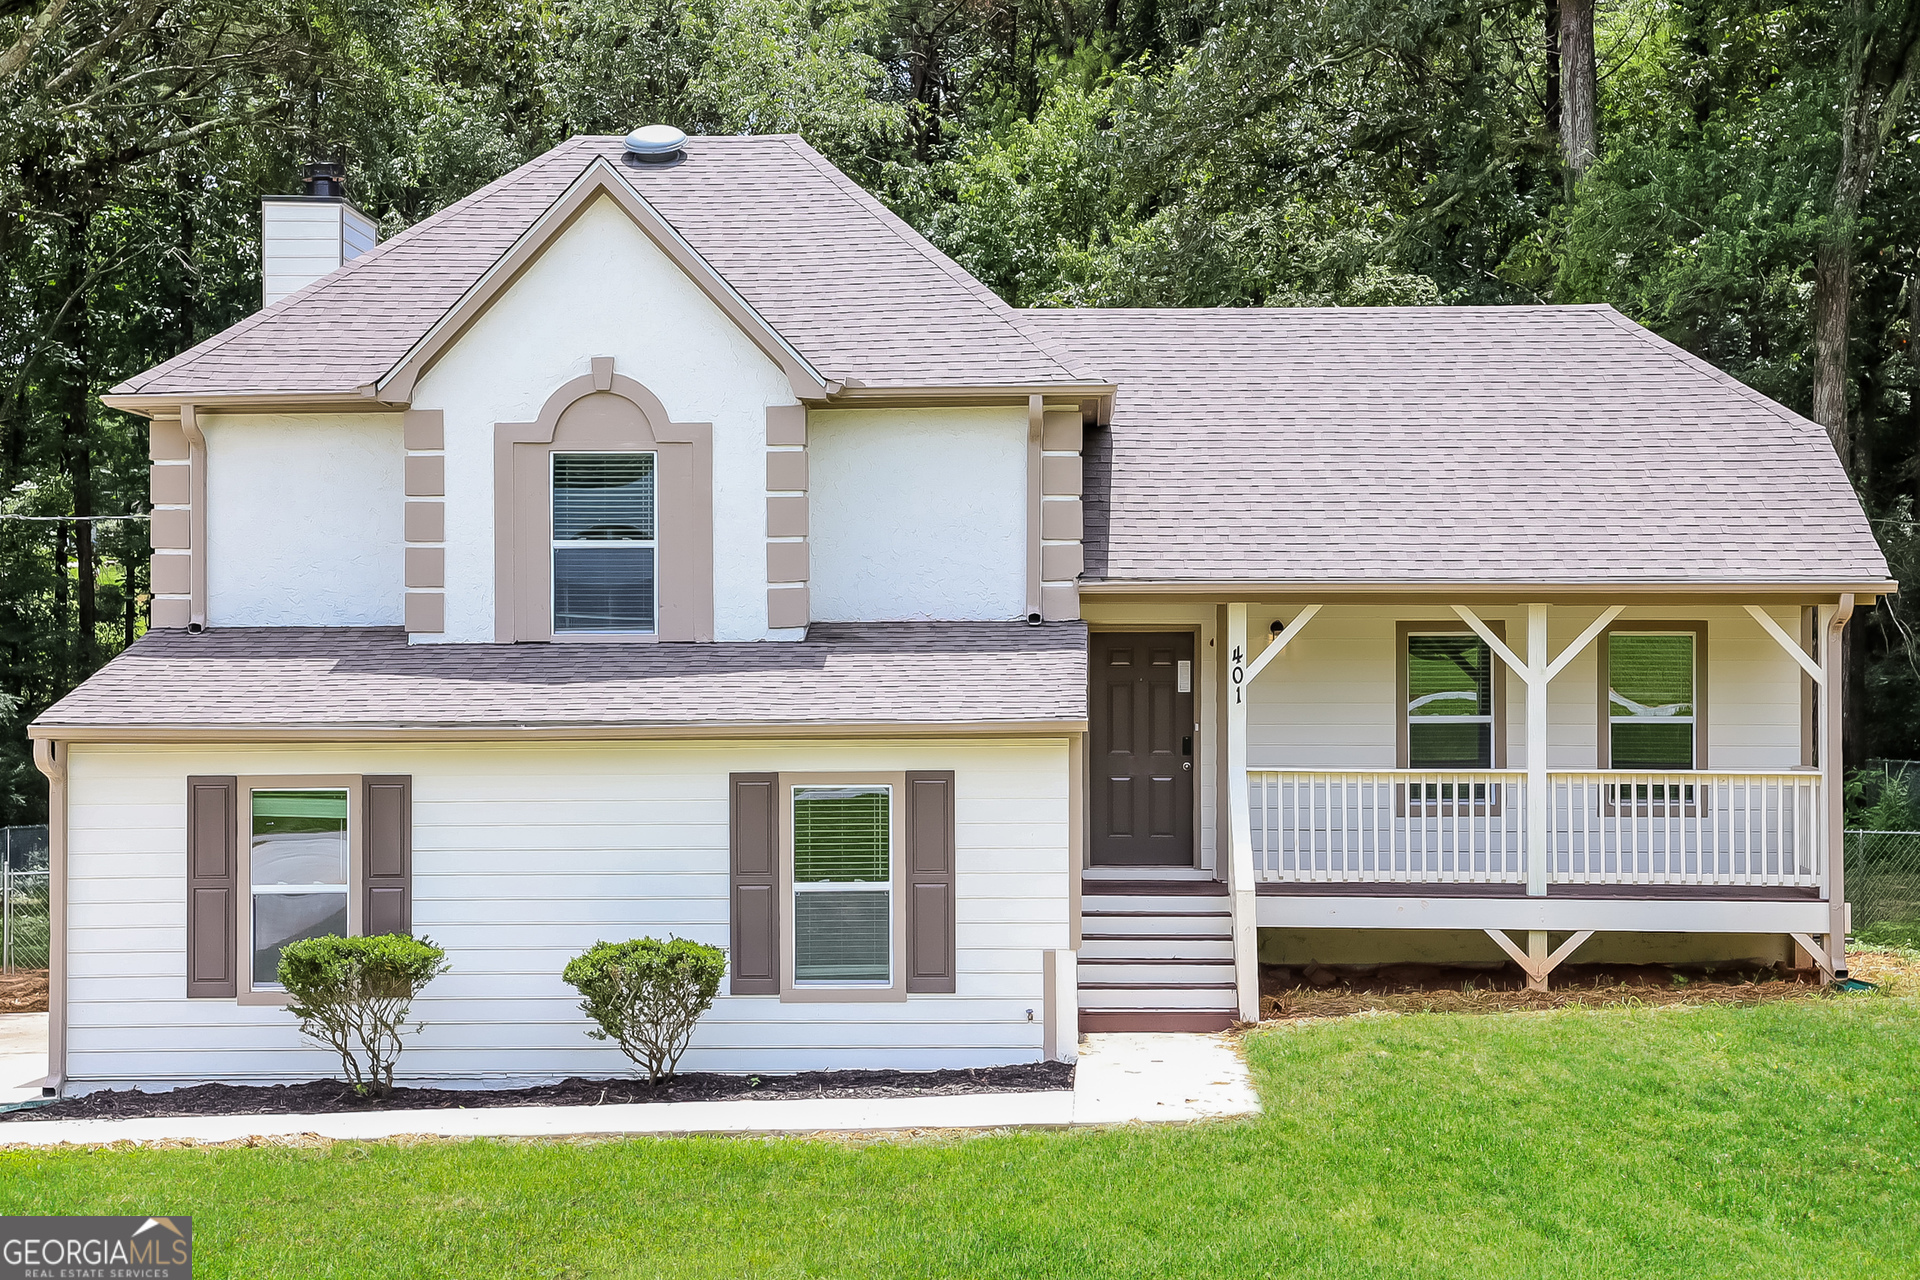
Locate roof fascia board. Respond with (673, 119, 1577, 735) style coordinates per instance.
(378, 158, 835, 404)
(29, 719, 1087, 743)
(101, 390, 393, 420)
(825, 384, 1115, 408)
(1079, 581, 1896, 601)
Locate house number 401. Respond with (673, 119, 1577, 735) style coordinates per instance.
(1230, 645, 1245, 704)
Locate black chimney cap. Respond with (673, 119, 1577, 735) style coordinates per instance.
(301, 161, 346, 199)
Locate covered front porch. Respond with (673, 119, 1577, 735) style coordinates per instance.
(1213, 595, 1855, 1018)
(1075, 589, 1864, 1025)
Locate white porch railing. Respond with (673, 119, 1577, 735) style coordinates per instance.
(1546, 772, 1821, 887)
(1248, 769, 1822, 889)
(1248, 770, 1528, 884)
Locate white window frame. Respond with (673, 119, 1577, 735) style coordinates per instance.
(778, 772, 908, 1004)
(550, 450, 658, 636)
(235, 775, 362, 1006)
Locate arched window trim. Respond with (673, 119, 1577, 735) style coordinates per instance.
(493, 359, 714, 642)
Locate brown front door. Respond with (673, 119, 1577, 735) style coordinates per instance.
(1090, 632, 1195, 866)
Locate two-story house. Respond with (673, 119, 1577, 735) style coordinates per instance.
(27, 128, 1890, 1094)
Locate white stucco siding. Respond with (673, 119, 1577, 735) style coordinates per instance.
(411, 194, 796, 643)
(808, 407, 1027, 622)
(203, 413, 404, 626)
(61, 738, 1069, 1089)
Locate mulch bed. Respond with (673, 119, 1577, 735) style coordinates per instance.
(0, 970, 48, 1014)
(1257, 951, 1920, 1022)
(2, 1060, 1075, 1123)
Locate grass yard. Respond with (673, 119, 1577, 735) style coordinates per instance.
(4, 996, 1919, 1278)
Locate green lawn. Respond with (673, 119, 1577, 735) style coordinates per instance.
(5, 999, 1920, 1278)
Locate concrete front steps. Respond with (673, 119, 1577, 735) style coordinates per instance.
(1079, 873, 1237, 1032)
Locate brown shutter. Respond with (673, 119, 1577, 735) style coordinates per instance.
(729, 772, 780, 994)
(905, 771, 957, 993)
(363, 775, 413, 936)
(185, 776, 238, 998)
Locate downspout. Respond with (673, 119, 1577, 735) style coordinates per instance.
(180, 403, 207, 631)
(31, 738, 65, 1096)
(1823, 594, 1855, 979)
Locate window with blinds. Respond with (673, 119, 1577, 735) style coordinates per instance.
(1406, 634, 1494, 768)
(1608, 633, 1695, 768)
(792, 785, 891, 984)
(250, 788, 349, 987)
(552, 452, 657, 634)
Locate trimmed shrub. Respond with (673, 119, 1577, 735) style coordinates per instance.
(278, 933, 449, 1097)
(562, 937, 726, 1083)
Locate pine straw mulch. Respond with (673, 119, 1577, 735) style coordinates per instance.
(0, 970, 47, 1013)
(1257, 949, 1920, 1023)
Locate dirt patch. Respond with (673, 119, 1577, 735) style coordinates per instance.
(0, 971, 47, 1014)
(1, 1060, 1075, 1123)
(1258, 949, 1920, 1022)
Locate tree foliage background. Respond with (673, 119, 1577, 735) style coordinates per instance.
(0, 0, 1916, 821)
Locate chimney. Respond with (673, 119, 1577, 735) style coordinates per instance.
(260, 161, 378, 308)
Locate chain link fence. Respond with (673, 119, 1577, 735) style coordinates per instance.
(3, 825, 50, 973)
(1846, 829, 1920, 948)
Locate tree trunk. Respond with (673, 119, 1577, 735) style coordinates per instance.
(1558, 0, 1597, 189)
(53, 519, 68, 686)
(1813, 237, 1855, 465)
(1813, 0, 1920, 466)
(1544, 0, 1561, 137)
(63, 229, 95, 671)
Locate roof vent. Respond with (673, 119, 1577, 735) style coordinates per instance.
(624, 124, 687, 164)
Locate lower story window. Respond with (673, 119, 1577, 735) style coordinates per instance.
(249, 788, 349, 987)
(1608, 632, 1696, 769)
(1406, 633, 1495, 767)
(792, 784, 891, 985)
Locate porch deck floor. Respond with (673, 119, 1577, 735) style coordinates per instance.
(0, 1034, 1258, 1147)
(1254, 882, 1822, 900)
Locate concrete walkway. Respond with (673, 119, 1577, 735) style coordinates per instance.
(0, 1012, 48, 1106)
(0, 1031, 1258, 1147)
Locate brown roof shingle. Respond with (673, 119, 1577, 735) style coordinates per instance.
(118, 136, 1093, 397)
(1024, 305, 1889, 586)
(33, 623, 1089, 735)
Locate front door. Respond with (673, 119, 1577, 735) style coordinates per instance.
(1090, 632, 1195, 866)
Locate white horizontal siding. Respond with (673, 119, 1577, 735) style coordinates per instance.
(62, 738, 1069, 1089)
(1244, 603, 1804, 771)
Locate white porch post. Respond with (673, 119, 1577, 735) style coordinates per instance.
(1526, 603, 1549, 897)
(1225, 603, 1259, 1021)
(1822, 596, 1855, 977)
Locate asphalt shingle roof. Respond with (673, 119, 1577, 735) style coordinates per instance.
(118, 136, 1090, 396)
(1024, 305, 1889, 586)
(33, 623, 1089, 734)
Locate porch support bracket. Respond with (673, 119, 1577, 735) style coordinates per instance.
(1484, 928, 1595, 993)
(1789, 932, 1838, 983)
(1744, 605, 1824, 686)
(1454, 604, 1623, 897)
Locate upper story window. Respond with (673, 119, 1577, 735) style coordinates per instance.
(551, 452, 657, 634)
(1606, 632, 1696, 769)
(1405, 633, 1495, 768)
(497, 373, 713, 643)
